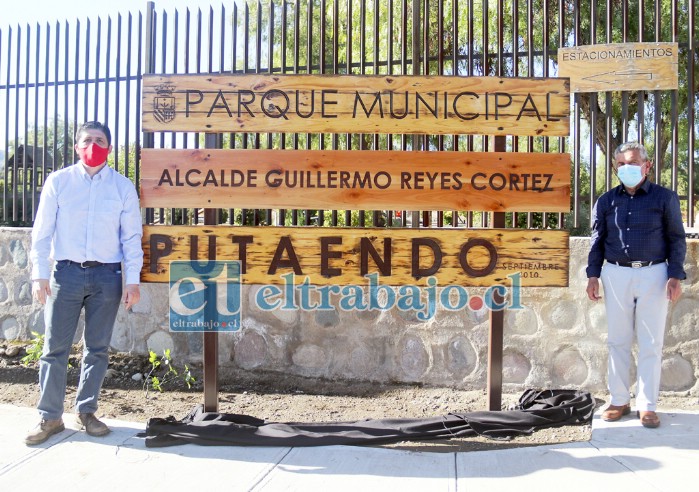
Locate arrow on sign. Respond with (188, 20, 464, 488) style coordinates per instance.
(581, 69, 654, 85)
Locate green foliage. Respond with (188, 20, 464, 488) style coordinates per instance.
(143, 349, 196, 397)
(19, 331, 78, 368)
(107, 143, 139, 185)
(20, 331, 45, 366)
(12, 117, 76, 168)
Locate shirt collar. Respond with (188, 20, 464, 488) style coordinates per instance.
(76, 161, 111, 181)
(638, 177, 652, 193)
(615, 177, 652, 196)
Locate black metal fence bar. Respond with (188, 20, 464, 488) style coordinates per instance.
(688, 0, 696, 226)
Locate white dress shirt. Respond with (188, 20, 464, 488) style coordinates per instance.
(30, 162, 144, 285)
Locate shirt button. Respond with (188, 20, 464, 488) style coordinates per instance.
(626, 228, 630, 230)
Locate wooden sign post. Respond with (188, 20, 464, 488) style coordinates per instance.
(140, 74, 571, 412)
(489, 136, 507, 412)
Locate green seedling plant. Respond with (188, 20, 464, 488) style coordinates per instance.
(21, 331, 75, 368)
(21, 331, 44, 366)
(143, 349, 196, 398)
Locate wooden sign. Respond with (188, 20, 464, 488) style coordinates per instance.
(140, 149, 571, 213)
(142, 225, 569, 287)
(558, 42, 678, 93)
(142, 74, 570, 136)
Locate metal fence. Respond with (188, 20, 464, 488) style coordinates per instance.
(1, 0, 697, 231)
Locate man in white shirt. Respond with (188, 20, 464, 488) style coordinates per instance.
(26, 121, 143, 445)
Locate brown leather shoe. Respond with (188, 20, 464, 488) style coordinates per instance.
(602, 404, 631, 422)
(638, 411, 661, 428)
(76, 413, 111, 437)
(25, 419, 65, 445)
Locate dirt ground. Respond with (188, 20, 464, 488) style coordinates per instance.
(2, 343, 697, 451)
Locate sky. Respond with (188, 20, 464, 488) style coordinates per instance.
(2, 0, 232, 28)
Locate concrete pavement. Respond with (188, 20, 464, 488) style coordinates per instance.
(1, 403, 697, 491)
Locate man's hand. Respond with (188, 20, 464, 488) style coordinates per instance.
(586, 277, 602, 301)
(123, 284, 141, 310)
(666, 278, 682, 302)
(32, 279, 51, 305)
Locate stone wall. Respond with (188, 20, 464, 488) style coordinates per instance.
(1, 226, 697, 395)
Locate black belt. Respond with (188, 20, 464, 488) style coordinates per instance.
(60, 260, 118, 268)
(612, 260, 664, 268)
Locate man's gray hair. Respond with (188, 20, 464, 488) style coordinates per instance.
(614, 142, 649, 161)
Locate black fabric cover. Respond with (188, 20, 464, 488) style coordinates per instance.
(141, 388, 595, 448)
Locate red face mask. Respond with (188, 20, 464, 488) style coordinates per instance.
(77, 143, 110, 167)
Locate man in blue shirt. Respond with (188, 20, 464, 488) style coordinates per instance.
(27, 121, 143, 444)
(586, 142, 686, 429)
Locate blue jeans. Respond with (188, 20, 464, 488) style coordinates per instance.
(38, 261, 122, 420)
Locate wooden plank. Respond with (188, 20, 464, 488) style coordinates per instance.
(142, 225, 569, 287)
(558, 42, 678, 93)
(140, 149, 571, 213)
(142, 74, 570, 136)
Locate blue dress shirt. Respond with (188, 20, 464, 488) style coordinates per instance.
(586, 178, 687, 280)
(30, 163, 144, 285)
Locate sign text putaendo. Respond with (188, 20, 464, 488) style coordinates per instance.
(142, 226, 569, 287)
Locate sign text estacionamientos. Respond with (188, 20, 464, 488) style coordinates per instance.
(142, 74, 570, 136)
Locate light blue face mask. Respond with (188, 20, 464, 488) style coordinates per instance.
(616, 164, 644, 188)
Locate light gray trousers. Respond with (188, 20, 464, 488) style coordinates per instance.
(600, 262, 669, 412)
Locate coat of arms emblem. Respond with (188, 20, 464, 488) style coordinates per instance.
(153, 84, 176, 123)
